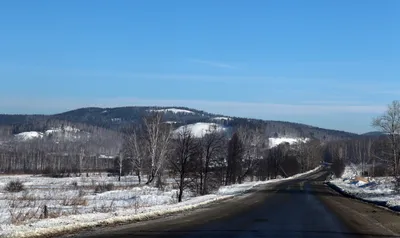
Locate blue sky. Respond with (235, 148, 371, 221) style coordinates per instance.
(0, 0, 399, 133)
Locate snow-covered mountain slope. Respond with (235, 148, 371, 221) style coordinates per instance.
(150, 108, 194, 114)
(45, 126, 80, 135)
(174, 122, 227, 138)
(268, 137, 309, 148)
(15, 131, 44, 140)
(14, 126, 85, 142)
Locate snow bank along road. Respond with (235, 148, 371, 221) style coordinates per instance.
(69, 169, 400, 238)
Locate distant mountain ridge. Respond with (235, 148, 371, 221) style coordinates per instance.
(0, 106, 358, 141)
(361, 131, 385, 137)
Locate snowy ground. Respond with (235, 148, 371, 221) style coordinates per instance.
(329, 165, 400, 212)
(0, 167, 320, 238)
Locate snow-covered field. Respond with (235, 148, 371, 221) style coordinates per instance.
(0, 167, 320, 238)
(329, 165, 400, 212)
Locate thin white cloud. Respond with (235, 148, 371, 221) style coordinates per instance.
(188, 59, 236, 69)
(0, 62, 362, 87)
(299, 100, 366, 105)
(373, 90, 400, 95)
(0, 97, 386, 116)
(0, 64, 278, 82)
(333, 82, 400, 95)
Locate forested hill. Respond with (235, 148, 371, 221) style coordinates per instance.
(0, 106, 357, 141)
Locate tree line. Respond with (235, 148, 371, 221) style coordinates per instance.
(119, 113, 323, 202)
(0, 121, 122, 175)
(0, 111, 327, 202)
(324, 100, 400, 183)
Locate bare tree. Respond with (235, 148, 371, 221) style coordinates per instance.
(295, 139, 322, 173)
(266, 142, 291, 179)
(118, 153, 123, 181)
(237, 126, 264, 182)
(372, 100, 400, 177)
(198, 128, 225, 194)
(225, 132, 244, 185)
(123, 129, 145, 184)
(143, 113, 172, 185)
(169, 127, 199, 202)
(78, 148, 84, 176)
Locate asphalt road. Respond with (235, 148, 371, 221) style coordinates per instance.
(71, 169, 400, 238)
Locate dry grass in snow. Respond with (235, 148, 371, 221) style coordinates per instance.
(0, 167, 320, 238)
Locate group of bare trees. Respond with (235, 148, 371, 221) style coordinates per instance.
(372, 100, 400, 178)
(0, 111, 328, 201)
(0, 122, 122, 175)
(322, 100, 400, 181)
(120, 113, 323, 202)
(122, 114, 227, 201)
(121, 113, 171, 185)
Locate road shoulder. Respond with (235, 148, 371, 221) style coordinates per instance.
(314, 180, 400, 238)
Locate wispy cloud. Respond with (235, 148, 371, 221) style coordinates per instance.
(332, 81, 400, 95)
(0, 64, 283, 83)
(373, 90, 400, 95)
(188, 59, 236, 69)
(0, 97, 386, 115)
(0, 62, 356, 86)
(299, 100, 366, 105)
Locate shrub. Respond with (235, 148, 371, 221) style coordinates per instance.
(331, 158, 345, 178)
(5, 180, 25, 193)
(9, 207, 41, 224)
(78, 189, 86, 197)
(94, 183, 114, 193)
(71, 181, 78, 189)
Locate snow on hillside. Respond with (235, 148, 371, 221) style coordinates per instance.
(150, 108, 194, 114)
(268, 137, 309, 148)
(15, 131, 44, 140)
(174, 122, 226, 138)
(164, 121, 177, 124)
(45, 126, 80, 135)
(14, 126, 83, 142)
(212, 116, 232, 121)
